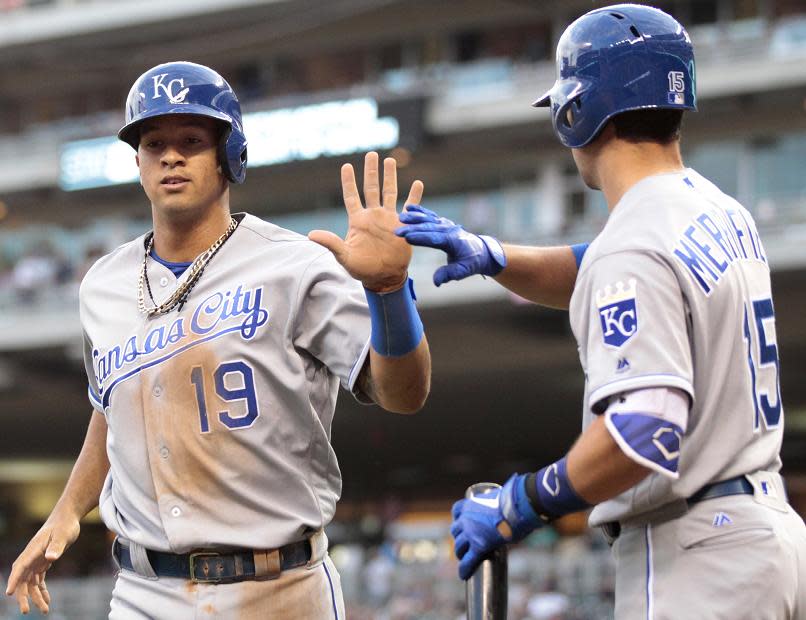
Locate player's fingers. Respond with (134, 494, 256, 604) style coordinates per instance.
(28, 578, 48, 615)
(307, 230, 346, 262)
(6, 558, 32, 595)
(404, 180, 424, 208)
(363, 152, 380, 209)
(435, 261, 476, 287)
(14, 581, 30, 615)
(395, 230, 451, 251)
(340, 164, 362, 215)
(436, 263, 466, 287)
(453, 533, 469, 559)
(382, 157, 397, 212)
(38, 578, 51, 606)
(403, 203, 439, 218)
(458, 550, 482, 581)
(397, 210, 440, 225)
(451, 499, 466, 520)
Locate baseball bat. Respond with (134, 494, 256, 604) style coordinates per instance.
(465, 483, 508, 620)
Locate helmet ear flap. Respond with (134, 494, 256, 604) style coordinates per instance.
(217, 125, 248, 184)
(217, 126, 233, 182)
(561, 98, 583, 129)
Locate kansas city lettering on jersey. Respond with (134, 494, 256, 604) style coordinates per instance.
(93, 284, 269, 405)
(673, 206, 767, 295)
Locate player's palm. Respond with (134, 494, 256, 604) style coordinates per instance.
(309, 152, 424, 292)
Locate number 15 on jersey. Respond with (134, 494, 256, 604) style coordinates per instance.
(743, 297, 782, 431)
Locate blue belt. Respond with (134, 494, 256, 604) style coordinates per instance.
(114, 538, 311, 583)
(686, 475, 754, 505)
(602, 475, 756, 542)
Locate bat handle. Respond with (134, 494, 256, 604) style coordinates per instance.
(465, 483, 508, 620)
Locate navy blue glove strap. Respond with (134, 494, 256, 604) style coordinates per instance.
(526, 456, 591, 522)
(500, 474, 541, 540)
(478, 235, 507, 275)
(364, 278, 424, 357)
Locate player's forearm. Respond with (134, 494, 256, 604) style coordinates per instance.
(52, 411, 110, 521)
(565, 415, 651, 504)
(494, 245, 578, 310)
(367, 338, 431, 414)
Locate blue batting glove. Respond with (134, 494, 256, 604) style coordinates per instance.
(395, 205, 506, 287)
(450, 474, 542, 581)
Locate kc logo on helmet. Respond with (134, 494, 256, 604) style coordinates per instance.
(596, 278, 638, 348)
(152, 74, 190, 104)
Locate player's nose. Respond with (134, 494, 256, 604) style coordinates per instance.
(160, 144, 186, 167)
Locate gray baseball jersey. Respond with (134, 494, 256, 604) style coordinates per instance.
(569, 169, 783, 526)
(80, 213, 371, 552)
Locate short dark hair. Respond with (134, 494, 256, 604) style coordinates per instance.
(611, 109, 684, 144)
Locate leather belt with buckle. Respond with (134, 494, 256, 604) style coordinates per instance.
(114, 538, 312, 583)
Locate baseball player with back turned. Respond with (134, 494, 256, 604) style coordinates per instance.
(5, 61, 431, 619)
(397, 5, 806, 618)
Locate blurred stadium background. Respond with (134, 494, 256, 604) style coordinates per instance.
(0, 0, 805, 618)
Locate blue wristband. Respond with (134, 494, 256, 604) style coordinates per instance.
(364, 278, 424, 357)
(570, 243, 590, 269)
(527, 456, 591, 521)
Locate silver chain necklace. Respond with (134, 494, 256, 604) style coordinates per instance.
(138, 217, 239, 317)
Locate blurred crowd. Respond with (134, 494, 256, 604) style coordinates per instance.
(339, 528, 614, 620)
(0, 223, 138, 309)
(0, 242, 111, 310)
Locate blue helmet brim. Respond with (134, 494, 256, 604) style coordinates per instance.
(118, 105, 234, 149)
(532, 89, 552, 108)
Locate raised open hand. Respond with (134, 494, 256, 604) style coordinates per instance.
(308, 151, 424, 292)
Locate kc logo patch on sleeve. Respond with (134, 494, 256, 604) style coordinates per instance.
(595, 278, 638, 348)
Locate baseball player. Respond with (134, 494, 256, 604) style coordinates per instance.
(5, 61, 431, 619)
(397, 5, 806, 618)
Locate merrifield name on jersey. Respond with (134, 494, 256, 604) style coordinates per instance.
(673, 206, 767, 295)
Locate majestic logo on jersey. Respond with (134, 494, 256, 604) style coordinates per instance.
(595, 279, 638, 348)
(93, 284, 269, 407)
(152, 74, 189, 104)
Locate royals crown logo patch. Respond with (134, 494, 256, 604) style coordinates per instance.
(595, 278, 638, 348)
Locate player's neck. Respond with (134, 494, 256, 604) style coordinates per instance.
(151, 201, 233, 262)
(598, 140, 684, 211)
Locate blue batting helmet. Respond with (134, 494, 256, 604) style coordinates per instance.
(118, 61, 248, 183)
(534, 4, 696, 148)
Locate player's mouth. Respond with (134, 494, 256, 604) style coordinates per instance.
(161, 175, 190, 189)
